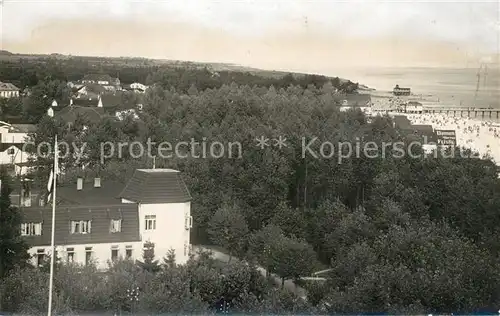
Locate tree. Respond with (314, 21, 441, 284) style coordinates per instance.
(136, 241, 160, 273)
(248, 224, 284, 277)
(270, 202, 307, 240)
(163, 248, 176, 269)
(271, 236, 317, 288)
(207, 204, 249, 262)
(0, 171, 30, 279)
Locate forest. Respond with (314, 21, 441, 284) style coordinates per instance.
(1, 56, 500, 314)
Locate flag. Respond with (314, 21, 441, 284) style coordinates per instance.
(46, 137, 59, 204)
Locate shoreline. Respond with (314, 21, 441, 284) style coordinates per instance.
(381, 111, 500, 165)
(364, 87, 499, 165)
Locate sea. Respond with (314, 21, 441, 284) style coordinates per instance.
(335, 66, 500, 122)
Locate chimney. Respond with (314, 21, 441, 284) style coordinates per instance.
(77, 177, 83, 191)
(94, 177, 101, 188)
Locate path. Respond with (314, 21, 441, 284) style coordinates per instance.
(193, 245, 307, 300)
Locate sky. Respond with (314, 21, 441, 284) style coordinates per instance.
(0, 0, 499, 72)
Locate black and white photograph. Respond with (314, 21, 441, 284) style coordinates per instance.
(0, 0, 499, 315)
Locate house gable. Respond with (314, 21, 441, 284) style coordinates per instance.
(119, 169, 192, 204)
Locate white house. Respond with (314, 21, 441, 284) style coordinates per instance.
(19, 169, 193, 269)
(0, 144, 30, 175)
(0, 122, 34, 175)
(67, 81, 84, 90)
(81, 74, 120, 86)
(123, 83, 148, 93)
(0, 82, 20, 98)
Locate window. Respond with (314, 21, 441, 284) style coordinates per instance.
(70, 220, 92, 234)
(21, 195, 31, 207)
(85, 247, 92, 265)
(110, 219, 122, 233)
(145, 215, 156, 231)
(184, 215, 193, 230)
(21, 222, 42, 236)
(67, 248, 75, 262)
(111, 246, 119, 261)
(36, 249, 45, 266)
(7, 148, 14, 155)
(125, 245, 133, 259)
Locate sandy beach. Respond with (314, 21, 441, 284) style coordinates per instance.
(384, 112, 500, 165)
(363, 70, 500, 165)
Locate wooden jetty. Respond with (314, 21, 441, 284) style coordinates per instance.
(422, 107, 500, 119)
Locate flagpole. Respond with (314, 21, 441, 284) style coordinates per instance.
(47, 134, 57, 316)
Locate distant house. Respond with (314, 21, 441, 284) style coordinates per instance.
(10, 124, 37, 134)
(405, 101, 423, 113)
(0, 81, 20, 98)
(75, 84, 107, 99)
(67, 81, 84, 90)
(0, 143, 30, 175)
(81, 74, 120, 86)
(68, 94, 126, 110)
(0, 121, 35, 143)
(56, 103, 106, 125)
(122, 82, 148, 93)
(393, 85, 411, 96)
(0, 121, 35, 175)
(401, 124, 437, 143)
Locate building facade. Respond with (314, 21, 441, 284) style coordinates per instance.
(393, 85, 411, 96)
(0, 121, 35, 175)
(18, 169, 193, 270)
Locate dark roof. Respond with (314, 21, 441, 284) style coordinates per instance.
(56, 179, 126, 206)
(119, 169, 192, 204)
(20, 204, 140, 247)
(56, 105, 105, 123)
(2, 115, 26, 124)
(9, 178, 125, 207)
(72, 98, 99, 107)
(407, 101, 422, 106)
(78, 84, 107, 95)
(401, 124, 437, 143)
(394, 85, 410, 90)
(101, 94, 122, 108)
(0, 142, 24, 151)
(11, 124, 37, 133)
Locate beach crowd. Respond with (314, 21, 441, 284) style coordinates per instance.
(405, 113, 500, 164)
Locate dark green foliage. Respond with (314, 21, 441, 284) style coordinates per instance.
(0, 170, 30, 279)
(207, 204, 249, 261)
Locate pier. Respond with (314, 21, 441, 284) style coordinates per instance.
(422, 107, 500, 119)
